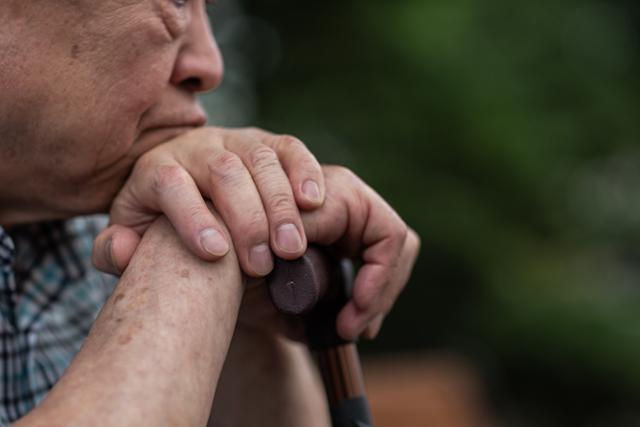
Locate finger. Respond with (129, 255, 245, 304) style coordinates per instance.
(340, 228, 421, 341)
(261, 132, 325, 210)
(298, 167, 359, 246)
(336, 189, 411, 339)
(335, 291, 386, 341)
(362, 314, 385, 340)
(229, 139, 307, 260)
(377, 227, 421, 313)
(206, 148, 274, 277)
(350, 197, 408, 313)
(143, 163, 231, 260)
(299, 165, 416, 340)
(335, 302, 370, 341)
(92, 225, 141, 275)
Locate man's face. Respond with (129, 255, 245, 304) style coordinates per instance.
(0, 0, 222, 224)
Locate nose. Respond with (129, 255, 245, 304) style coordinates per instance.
(171, 8, 224, 93)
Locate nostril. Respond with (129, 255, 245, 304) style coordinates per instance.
(181, 77, 202, 92)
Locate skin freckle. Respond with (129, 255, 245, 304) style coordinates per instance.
(180, 269, 190, 279)
(118, 334, 132, 345)
(70, 43, 79, 59)
(114, 293, 126, 303)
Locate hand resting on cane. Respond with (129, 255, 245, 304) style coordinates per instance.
(94, 136, 421, 341)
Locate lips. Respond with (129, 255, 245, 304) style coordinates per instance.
(139, 108, 207, 143)
(136, 96, 209, 151)
(140, 99, 208, 131)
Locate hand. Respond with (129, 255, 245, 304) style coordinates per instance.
(224, 165, 420, 342)
(93, 126, 325, 277)
(301, 165, 420, 340)
(94, 129, 420, 342)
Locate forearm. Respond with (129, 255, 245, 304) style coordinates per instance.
(208, 325, 330, 427)
(15, 217, 243, 427)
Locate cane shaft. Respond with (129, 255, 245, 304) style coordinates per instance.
(317, 343, 367, 399)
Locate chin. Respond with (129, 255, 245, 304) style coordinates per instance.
(49, 178, 126, 221)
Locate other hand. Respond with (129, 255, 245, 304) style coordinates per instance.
(235, 165, 420, 341)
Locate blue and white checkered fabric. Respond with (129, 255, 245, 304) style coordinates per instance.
(0, 216, 116, 425)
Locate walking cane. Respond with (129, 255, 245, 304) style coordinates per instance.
(268, 247, 374, 427)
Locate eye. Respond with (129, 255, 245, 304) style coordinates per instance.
(173, 0, 188, 7)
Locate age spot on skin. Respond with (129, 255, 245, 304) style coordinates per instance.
(114, 293, 126, 304)
(70, 44, 79, 59)
(180, 269, 190, 279)
(118, 334, 132, 345)
(9, 2, 25, 20)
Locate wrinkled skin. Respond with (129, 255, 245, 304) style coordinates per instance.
(0, 0, 420, 341)
(0, 0, 221, 223)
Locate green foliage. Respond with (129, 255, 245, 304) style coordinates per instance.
(215, 0, 640, 423)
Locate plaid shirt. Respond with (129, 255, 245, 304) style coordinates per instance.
(0, 216, 116, 425)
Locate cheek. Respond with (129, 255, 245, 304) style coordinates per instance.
(60, 30, 179, 175)
(0, 2, 181, 214)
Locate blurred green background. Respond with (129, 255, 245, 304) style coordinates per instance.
(203, 0, 640, 425)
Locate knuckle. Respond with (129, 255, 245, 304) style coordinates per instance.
(134, 151, 163, 179)
(133, 152, 153, 171)
(268, 191, 296, 217)
(333, 165, 359, 183)
(151, 164, 188, 195)
(207, 151, 243, 183)
(395, 221, 409, 245)
(248, 146, 280, 174)
(274, 134, 305, 151)
(186, 203, 206, 222)
(244, 126, 264, 135)
(242, 126, 272, 141)
(406, 228, 422, 255)
(241, 210, 269, 241)
(383, 222, 408, 262)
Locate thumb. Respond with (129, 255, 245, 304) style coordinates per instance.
(92, 225, 141, 275)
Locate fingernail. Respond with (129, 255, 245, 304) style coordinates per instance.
(302, 180, 321, 203)
(276, 223, 304, 254)
(200, 228, 229, 256)
(249, 243, 273, 276)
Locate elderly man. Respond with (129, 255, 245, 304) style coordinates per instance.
(0, 1, 419, 426)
